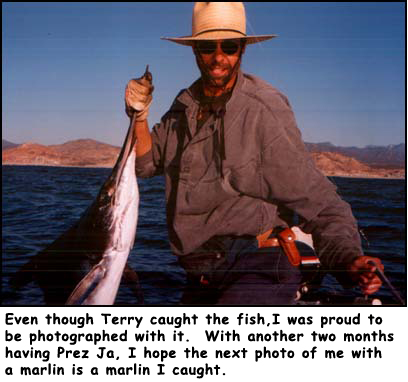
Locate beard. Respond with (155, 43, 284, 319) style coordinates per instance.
(196, 57, 236, 89)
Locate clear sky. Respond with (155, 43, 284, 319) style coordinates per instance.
(3, 2, 405, 147)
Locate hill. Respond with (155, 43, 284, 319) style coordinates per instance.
(2, 138, 405, 178)
(2, 139, 120, 168)
(310, 152, 404, 179)
(305, 142, 405, 168)
(2, 139, 20, 150)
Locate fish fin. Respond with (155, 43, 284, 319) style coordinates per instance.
(9, 257, 39, 290)
(65, 264, 106, 305)
(123, 263, 144, 304)
(10, 221, 82, 291)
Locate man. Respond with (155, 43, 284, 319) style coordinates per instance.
(125, 2, 383, 305)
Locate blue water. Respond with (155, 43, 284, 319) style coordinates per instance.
(2, 165, 406, 305)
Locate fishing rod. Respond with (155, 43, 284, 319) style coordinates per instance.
(367, 260, 405, 306)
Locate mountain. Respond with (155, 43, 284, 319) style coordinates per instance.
(2, 139, 20, 150)
(2, 138, 405, 178)
(49, 139, 120, 167)
(310, 152, 404, 178)
(305, 142, 405, 168)
(2, 139, 120, 168)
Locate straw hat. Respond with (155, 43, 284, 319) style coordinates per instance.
(161, 2, 276, 46)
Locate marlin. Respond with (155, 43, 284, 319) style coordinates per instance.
(11, 67, 152, 305)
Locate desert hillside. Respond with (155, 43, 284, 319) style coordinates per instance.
(2, 139, 405, 178)
(310, 152, 404, 178)
(2, 139, 120, 168)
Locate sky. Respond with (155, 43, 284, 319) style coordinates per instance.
(2, 2, 406, 148)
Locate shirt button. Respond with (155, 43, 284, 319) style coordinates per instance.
(183, 167, 190, 172)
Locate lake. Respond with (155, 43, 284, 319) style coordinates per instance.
(1, 165, 406, 305)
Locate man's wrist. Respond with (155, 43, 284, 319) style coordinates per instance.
(134, 109, 149, 122)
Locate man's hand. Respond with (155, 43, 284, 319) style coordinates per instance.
(125, 76, 154, 121)
(348, 256, 383, 295)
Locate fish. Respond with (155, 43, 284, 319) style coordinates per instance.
(10, 66, 152, 305)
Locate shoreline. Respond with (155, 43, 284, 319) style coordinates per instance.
(2, 163, 113, 169)
(327, 174, 405, 180)
(2, 163, 405, 180)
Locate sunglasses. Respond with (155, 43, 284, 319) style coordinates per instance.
(195, 40, 241, 56)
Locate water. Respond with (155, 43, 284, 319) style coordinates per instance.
(2, 165, 406, 305)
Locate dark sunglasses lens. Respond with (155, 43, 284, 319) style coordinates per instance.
(221, 41, 239, 55)
(196, 41, 216, 54)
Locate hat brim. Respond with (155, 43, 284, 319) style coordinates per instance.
(161, 34, 277, 46)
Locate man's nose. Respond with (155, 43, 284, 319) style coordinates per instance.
(213, 43, 226, 61)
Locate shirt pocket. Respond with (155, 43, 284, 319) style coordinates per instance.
(182, 175, 238, 215)
(229, 156, 262, 198)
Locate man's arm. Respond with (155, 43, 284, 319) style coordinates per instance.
(133, 119, 152, 158)
(125, 74, 163, 178)
(125, 70, 154, 158)
(257, 91, 383, 294)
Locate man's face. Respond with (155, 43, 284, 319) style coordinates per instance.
(194, 39, 245, 88)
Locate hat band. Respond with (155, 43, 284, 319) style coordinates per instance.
(194, 29, 247, 38)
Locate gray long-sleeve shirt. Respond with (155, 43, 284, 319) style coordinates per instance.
(136, 70, 363, 273)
